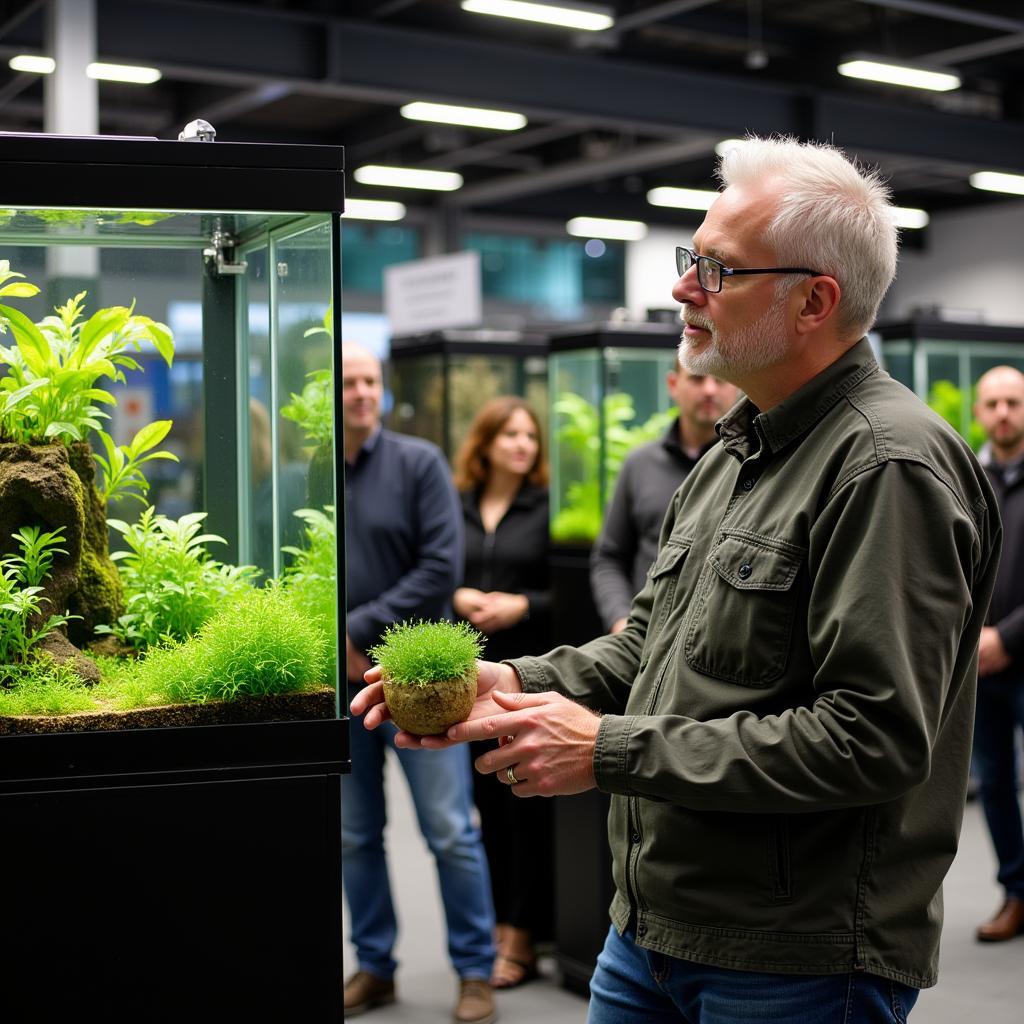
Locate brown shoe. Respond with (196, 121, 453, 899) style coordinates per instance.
(344, 970, 396, 1016)
(454, 978, 498, 1024)
(976, 896, 1024, 942)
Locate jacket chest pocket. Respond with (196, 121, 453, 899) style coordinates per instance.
(683, 533, 804, 687)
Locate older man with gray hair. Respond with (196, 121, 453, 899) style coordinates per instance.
(355, 137, 1001, 1022)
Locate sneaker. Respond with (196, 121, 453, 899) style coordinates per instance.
(344, 970, 396, 1016)
(454, 978, 498, 1024)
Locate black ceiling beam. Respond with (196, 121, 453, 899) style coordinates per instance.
(38, 0, 1008, 175)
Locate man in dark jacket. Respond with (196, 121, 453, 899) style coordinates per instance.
(590, 362, 737, 633)
(972, 364, 1024, 943)
(354, 138, 1001, 1022)
(341, 343, 497, 1024)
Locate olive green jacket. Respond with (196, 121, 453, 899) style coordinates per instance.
(510, 338, 1000, 988)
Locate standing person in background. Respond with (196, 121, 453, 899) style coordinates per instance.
(972, 365, 1024, 943)
(590, 362, 737, 633)
(453, 396, 553, 990)
(341, 342, 498, 1024)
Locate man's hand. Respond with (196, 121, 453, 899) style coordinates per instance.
(438, 690, 601, 798)
(350, 659, 522, 745)
(978, 625, 1012, 676)
(346, 633, 372, 683)
(610, 617, 629, 634)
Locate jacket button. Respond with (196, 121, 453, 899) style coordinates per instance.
(742, 477, 755, 491)
(738, 563, 753, 579)
(637, 923, 647, 937)
(631, 831, 641, 844)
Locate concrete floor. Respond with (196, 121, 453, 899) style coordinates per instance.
(343, 758, 1024, 1023)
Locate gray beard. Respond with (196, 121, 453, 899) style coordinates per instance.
(679, 300, 789, 379)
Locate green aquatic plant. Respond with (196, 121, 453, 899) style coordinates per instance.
(280, 369, 334, 446)
(370, 619, 483, 689)
(0, 525, 78, 665)
(94, 419, 179, 505)
(550, 391, 676, 542)
(0, 287, 174, 445)
(0, 656, 98, 716)
(282, 506, 336, 621)
(99, 508, 259, 648)
(927, 379, 986, 453)
(127, 584, 330, 704)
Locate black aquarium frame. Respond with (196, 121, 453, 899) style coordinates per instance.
(0, 133, 348, 1024)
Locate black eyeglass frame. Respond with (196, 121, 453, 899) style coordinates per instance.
(675, 246, 824, 294)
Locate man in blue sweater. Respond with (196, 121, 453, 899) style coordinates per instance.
(341, 342, 497, 1024)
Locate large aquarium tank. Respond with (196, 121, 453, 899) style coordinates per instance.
(389, 328, 548, 459)
(877, 317, 1024, 451)
(548, 322, 681, 543)
(0, 132, 343, 734)
(1, 132, 348, 1022)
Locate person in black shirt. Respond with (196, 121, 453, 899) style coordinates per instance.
(453, 396, 552, 988)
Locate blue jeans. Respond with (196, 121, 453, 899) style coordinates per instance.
(341, 713, 496, 981)
(587, 927, 919, 1024)
(974, 673, 1024, 899)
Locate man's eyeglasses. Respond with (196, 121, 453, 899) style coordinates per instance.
(675, 246, 823, 294)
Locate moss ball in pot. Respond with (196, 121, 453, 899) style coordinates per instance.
(369, 619, 483, 736)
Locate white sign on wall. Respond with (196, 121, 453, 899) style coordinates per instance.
(384, 250, 482, 336)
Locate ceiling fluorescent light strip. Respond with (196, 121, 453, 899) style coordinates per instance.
(837, 58, 959, 92)
(461, 0, 614, 32)
(970, 171, 1024, 197)
(354, 165, 464, 191)
(401, 101, 527, 131)
(343, 199, 407, 222)
(892, 207, 929, 230)
(567, 216, 648, 241)
(87, 61, 162, 84)
(9, 55, 55, 74)
(647, 186, 719, 211)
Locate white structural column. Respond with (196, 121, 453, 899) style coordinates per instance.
(44, 0, 99, 283)
(45, 0, 97, 133)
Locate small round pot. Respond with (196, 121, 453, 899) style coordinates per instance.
(382, 669, 477, 736)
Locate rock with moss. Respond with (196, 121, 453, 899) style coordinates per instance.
(65, 441, 123, 643)
(0, 442, 83, 607)
(370, 620, 483, 736)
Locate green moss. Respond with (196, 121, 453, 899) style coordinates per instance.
(69, 546, 124, 646)
(370, 620, 483, 687)
(125, 585, 330, 704)
(0, 657, 100, 716)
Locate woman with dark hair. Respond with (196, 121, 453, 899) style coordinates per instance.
(453, 395, 553, 989)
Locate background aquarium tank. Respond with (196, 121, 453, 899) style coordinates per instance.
(0, 132, 348, 1023)
(389, 328, 548, 459)
(876, 317, 1024, 451)
(549, 322, 681, 544)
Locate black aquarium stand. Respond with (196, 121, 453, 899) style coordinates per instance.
(2, 718, 348, 1023)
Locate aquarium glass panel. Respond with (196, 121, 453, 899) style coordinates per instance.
(0, 206, 341, 733)
(550, 344, 679, 543)
(390, 353, 446, 450)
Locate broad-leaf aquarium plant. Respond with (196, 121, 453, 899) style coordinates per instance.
(551, 391, 676, 542)
(99, 508, 260, 648)
(370, 619, 483, 736)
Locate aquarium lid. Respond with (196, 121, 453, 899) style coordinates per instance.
(0, 132, 345, 213)
(548, 320, 682, 352)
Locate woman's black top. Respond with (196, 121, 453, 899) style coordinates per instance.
(459, 481, 551, 663)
